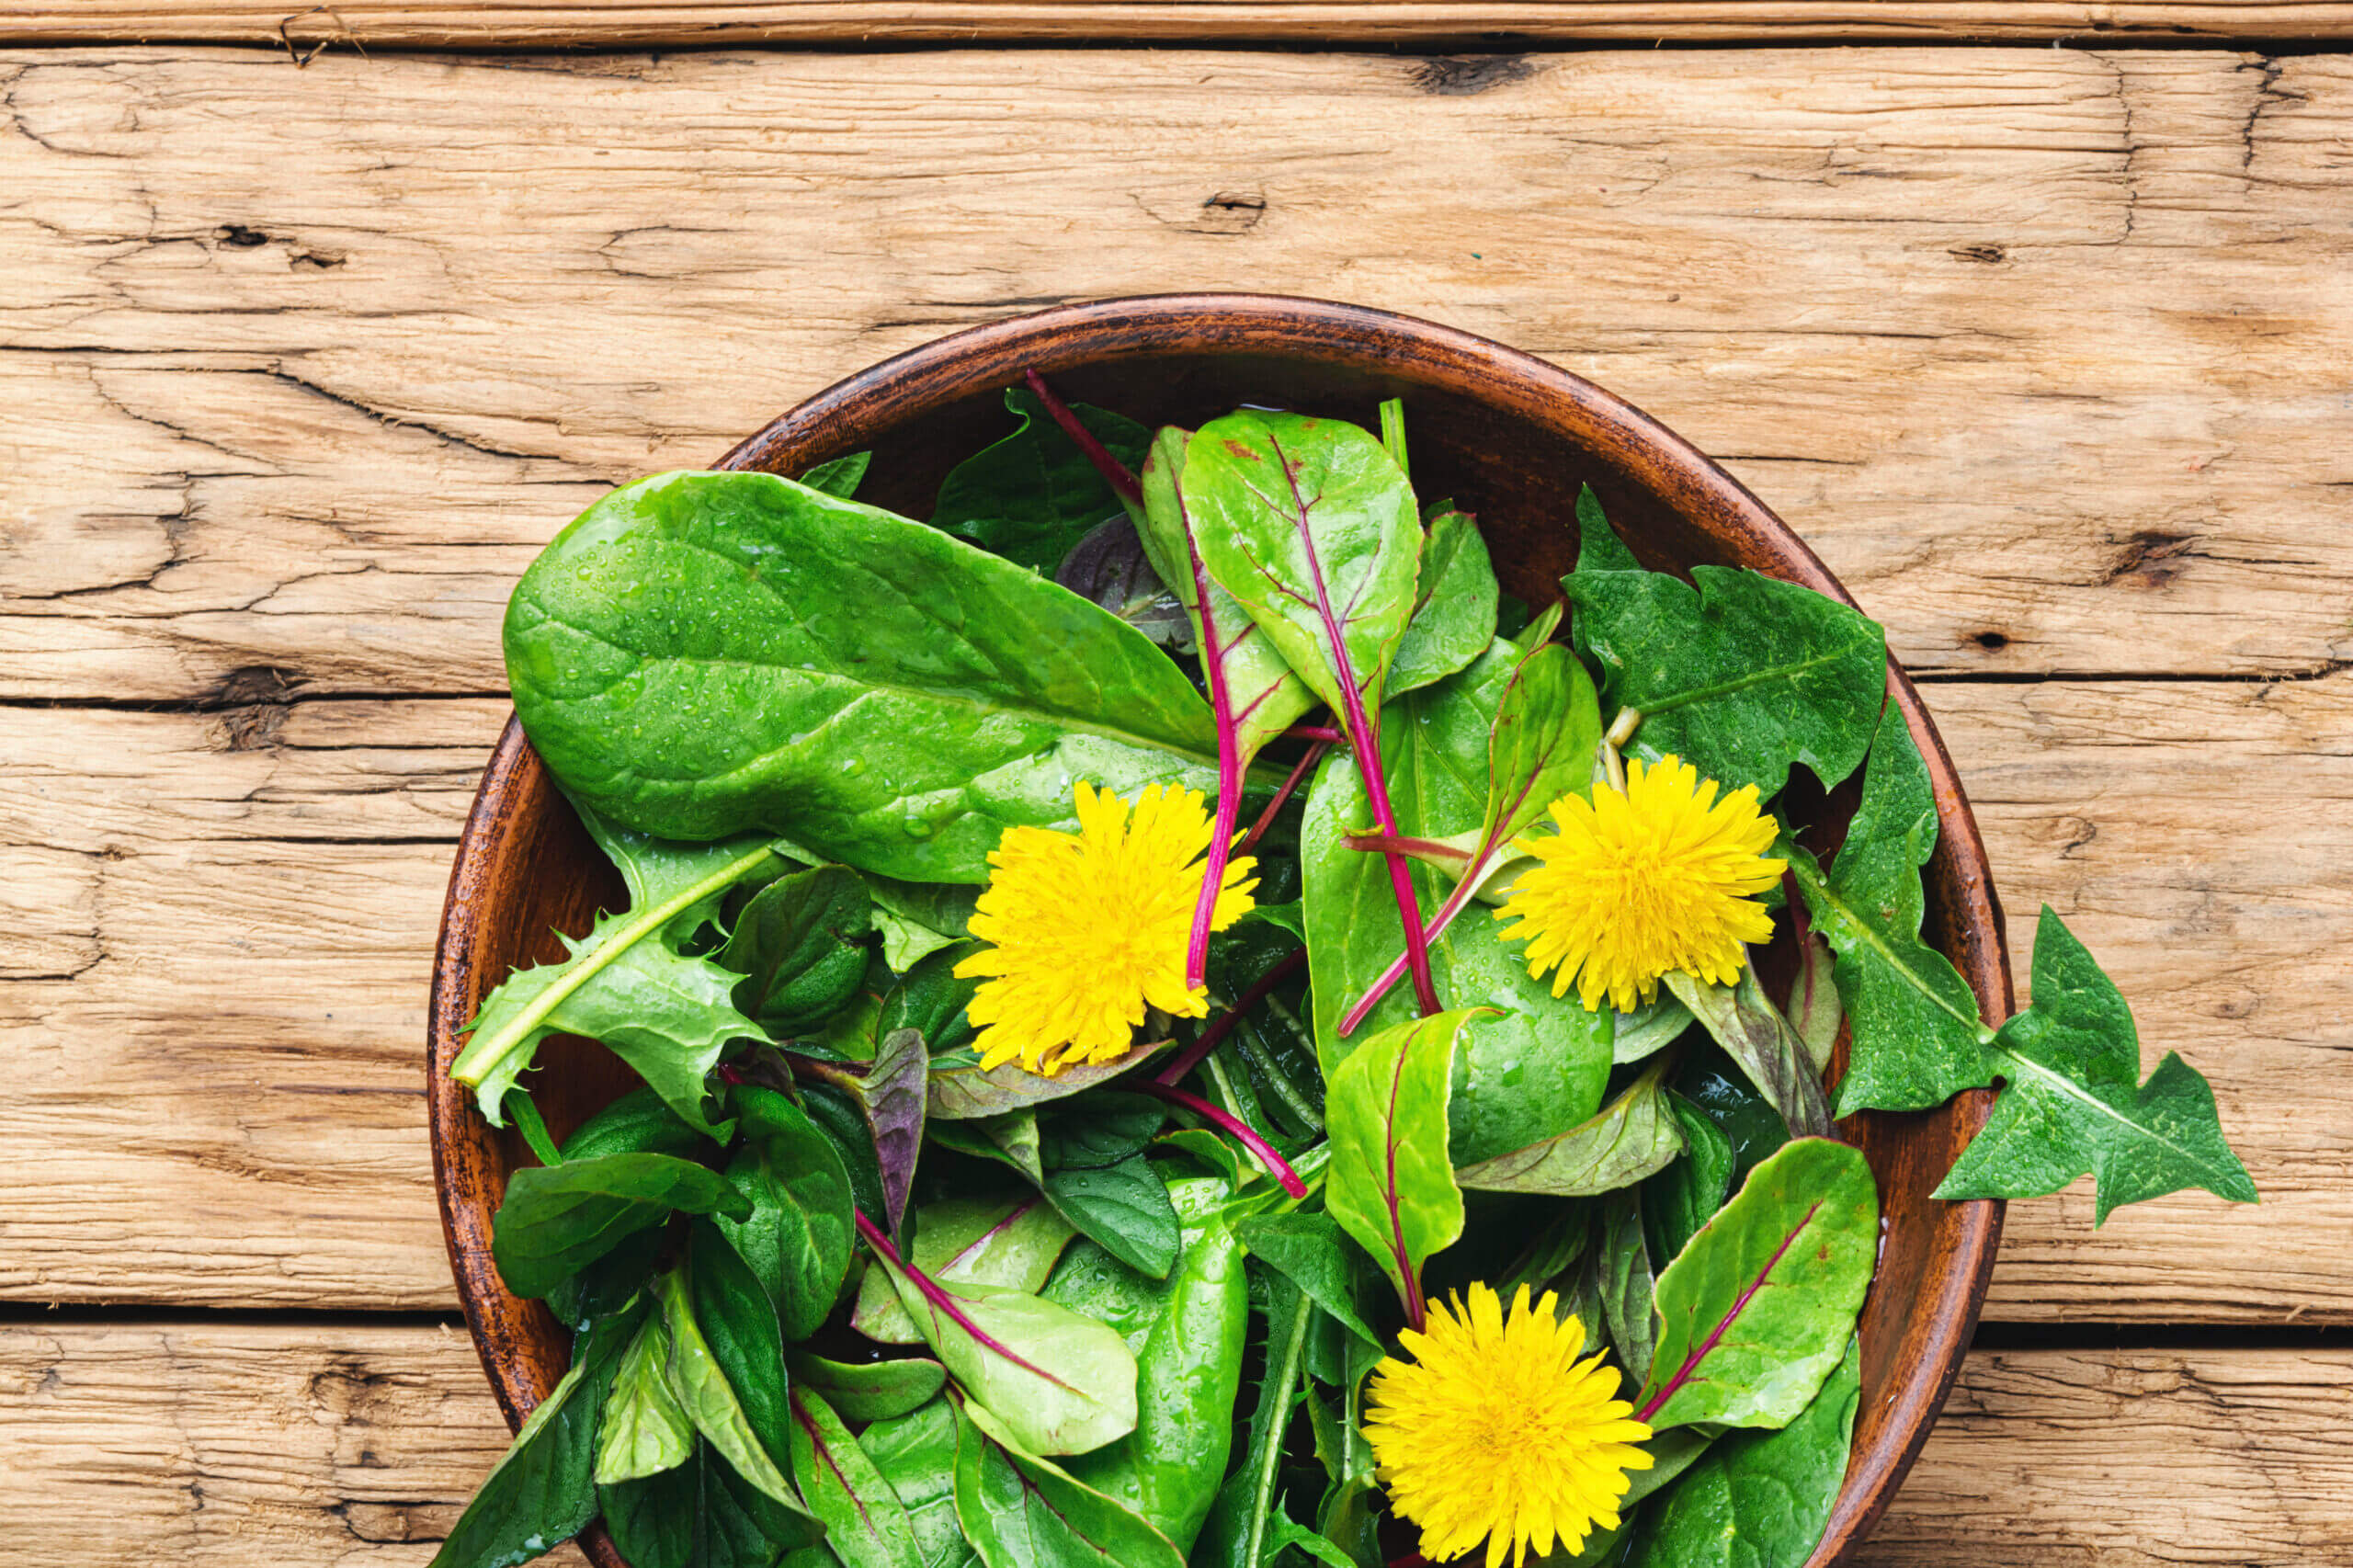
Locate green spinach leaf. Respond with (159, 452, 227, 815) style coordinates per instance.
(721, 866, 876, 1036)
(800, 450, 872, 500)
(506, 470, 1222, 882)
(1387, 506, 1499, 697)
(492, 1153, 749, 1301)
(719, 1086, 858, 1340)
(1229, 1212, 1383, 1352)
(1642, 1093, 1736, 1266)
(860, 1399, 981, 1568)
(560, 1084, 711, 1163)
(1596, 1189, 1655, 1388)
(1041, 1156, 1182, 1281)
(657, 1268, 813, 1513)
(795, 1352, 950, 1426)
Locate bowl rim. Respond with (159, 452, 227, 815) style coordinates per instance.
(431, 291, 2008, 1568)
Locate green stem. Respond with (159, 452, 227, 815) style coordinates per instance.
(1379, 397, 1410, 481)
(452, 841, 782, 1092)
(1240, 1291, 1316, 1568)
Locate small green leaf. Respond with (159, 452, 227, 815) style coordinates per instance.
(1063, 1220, 1250, 1551)
(559, 1084, 710, 1163)
(1664, 966, 1833, 1140)
(597, 1308, 695, 1485)
(800, 450, 872, 500)
(1044, 1156, 1183, 1281)
(1325, 1009, 1480, 1319)
(790, 1384, 927, 1568)
(1389, 506, 1500, 697)
(869, 875, 981, 973)
(794, 1352, 950, 1426)
(1935, 909, 2257, 1222)
(427, 1301, 644, 1568)
(860, 1399, 982, 1568)
(720, 865, 875, 1035)
(657, 1269, 813, 1513)
(1637, 1139, 1877, 1431)
(1643, 1093, 1736, 1265)
(1612, 994, 1695, 1066)
(953, 1398, 1187, 1568)
(932, 388, 1151, 574)
(855, 1197, 1078, 1344)
(1455, 1053, 1686, 1197)
(870, 1250, 1140, 1457)
(492, 1153, 749, 1301)
(1230, 1212, 1384, 1350)
(1564, 493, 1885, 797)
(1629, 1338, 1861, 1568)
(1479, 639, 1603, 849)
(719, 1086, 858, 1340)
(1597, 1189, 1655, 1387)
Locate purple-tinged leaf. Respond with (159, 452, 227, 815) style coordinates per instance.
(927, 1036, 1172, 1121)
(794, 1027, 929, 1233)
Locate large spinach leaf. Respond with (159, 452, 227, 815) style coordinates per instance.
(795, 1352, 950, 1426)
(506, 470, 1222, 882)
(656, 1267, 813, 1514)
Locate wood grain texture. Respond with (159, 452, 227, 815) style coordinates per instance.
(1, 1324, 2343, 1565)
(2, 48, 2350, 700)
(10, 0, 2353, 47)
(1, 677, 2333, 1316)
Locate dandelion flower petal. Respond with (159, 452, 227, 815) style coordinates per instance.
(954, 782, 1255, 1076)
(1494, 754, 1784, 1013)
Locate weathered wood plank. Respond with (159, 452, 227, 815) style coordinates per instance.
(0, 677, 2337, 1315)
(2, 48, 2349, 699)
(8, 0, 2353, 47)
(1, 1324, 2343, 1564)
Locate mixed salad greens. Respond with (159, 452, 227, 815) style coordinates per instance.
(435, 377, 2253, 1568)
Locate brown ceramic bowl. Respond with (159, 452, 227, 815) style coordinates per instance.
(430, 294, 2007, 1568)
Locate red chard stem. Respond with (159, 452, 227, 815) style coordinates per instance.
(1023, 368, 1142, 505)
(1136, 1079, 1307, 1198)
(1155, 948, 1307, 1087)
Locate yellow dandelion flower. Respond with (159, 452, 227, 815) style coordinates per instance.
(954, 781, 1256, 1076)
(1368, 1283, 1653, 1568)
(1494, 754, 1784, 1014)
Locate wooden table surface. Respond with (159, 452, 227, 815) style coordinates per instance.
(1, 13, 2347, 1564)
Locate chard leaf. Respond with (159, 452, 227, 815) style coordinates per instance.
(597, 1308, 696, 1485)
(721, 866, 875, 1035)
(856, 1197, 1078, 1344)
(1784, 704, 1997, 1113)
(1636, 1139, 1877, 1431)
(932, 388, 1151, 574)
(506, 470, 1222, 882)
(1387, 506, 1500, 697)
(1597, 1189, 1656, 1387)
(657, 1267, 814, 1514)
(1184, 411, 1422, 721)
(800, 450, 872, 500)
(1563, 488, 1885, 797)
(1663, 966, 1833, 1141)
(927, 1039, 1171, 1120)
(952, 1399, 1186, 1568)
(492, 1153, 749, 1301)
(790, 1384, 927, 1568)
(1229, 1212, 1384, 1351)
(453, 834, 781, 1132)
(1454, 1054, 1686, 1197)
(860, 1399, 981, 1568)
(427, 1301, 644, 1568)
(1303, 642, 1612, 1162)
(1131, 427, 1314, 762)
(1324, 1009, 1480, 1321)
(1263, 1516, 1360, 1568)
(1643, 1093, 1736, 1265)
(799, 1027, 931, 1234)
(1063, 1219, 1250, 1551)
(1628, 1338, 1861, 1568)
(1612, 994, 1695, 1066)
(718, 1086, 858, 1340)
(1786, 903, 1842, 1071)
(793, 1352, 950, 1426)
(1794, 709, 2253, 1220)
(1042, 1156, 1182, 1280)
(1935, 911, 2257, 1221)
(602, 1439, 818, 1568)
(870, 1240, 1140, 1457)
(1480, 640, 1604, 849)
(1192, 1276, 1313, 1568)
